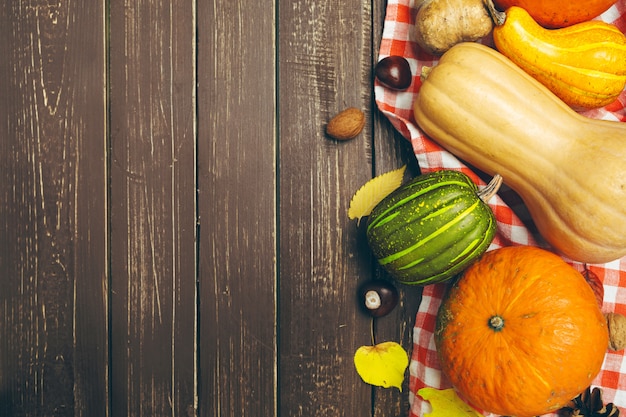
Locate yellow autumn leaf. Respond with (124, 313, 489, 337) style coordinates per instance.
(353, 341, 408, 391)
(348, 165, 407, 223)
(418, 387, 484, 417)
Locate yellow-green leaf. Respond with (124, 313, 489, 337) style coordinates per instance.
(418, 387, 484, 417)
(348, 165, 406, 223)
(354, 341, 408, 391)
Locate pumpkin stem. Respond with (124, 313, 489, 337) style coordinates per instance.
(484, 0, 506, 26)
(477, 174, 503, 203)
(488, 315, 505, 331)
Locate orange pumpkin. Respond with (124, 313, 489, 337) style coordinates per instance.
(435, 246, 608, 417)
(493, 0, 617, 28)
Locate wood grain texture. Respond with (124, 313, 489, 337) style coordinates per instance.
(0, 0, 424, 415)
(196, 0, 278, 416)
(0, 1, 108, 416)
(370, 115, 423, 417)
(276, 0, 380, 415)
(108, 1, 197, 416)
(370, 1, 424, 415)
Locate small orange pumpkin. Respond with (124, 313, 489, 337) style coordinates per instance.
(492, 0, 617, 28)
(435, 246, 608, 417)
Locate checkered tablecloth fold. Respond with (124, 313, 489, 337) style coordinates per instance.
(375, 1, 626, 415)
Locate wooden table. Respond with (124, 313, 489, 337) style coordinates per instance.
(0, 0, 424, 415)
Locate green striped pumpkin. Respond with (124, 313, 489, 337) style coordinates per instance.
(366, 170, 501, 286)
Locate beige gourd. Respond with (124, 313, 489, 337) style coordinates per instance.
(413, 42, 626, 264)
(415, 0, 493, 55)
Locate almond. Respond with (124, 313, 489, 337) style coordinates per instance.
(606, 312, 626, 351)
(326, 107, 365, 141)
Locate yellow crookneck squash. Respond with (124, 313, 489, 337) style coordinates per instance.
(488, 2, 626, 110)
(413, 42, 626, 264)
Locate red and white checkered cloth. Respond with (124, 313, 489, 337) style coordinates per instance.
(375, 1, 626, 416)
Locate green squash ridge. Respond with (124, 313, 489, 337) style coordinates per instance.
(371, 210, 401, 229)
(377, 199, 481, 266)
(421, 202, 457, 221)
(403, 267, 458, 285)
(398, 237, 486, 284)
(446, 237, 481, 264)
(367, 178, 471, 231)
(397, 255, 427, 271)
(396, 221, 490, 273)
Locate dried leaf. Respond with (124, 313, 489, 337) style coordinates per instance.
(348, 165, 407, 223)
(582, 266, 604, 309)
(418, 387, 484, 417)
(354, 341, 408, 391)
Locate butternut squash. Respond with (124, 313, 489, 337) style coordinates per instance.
(488, 3, 626, 110)
(413, 42, 626, 264)
(493, 0, 617, 28)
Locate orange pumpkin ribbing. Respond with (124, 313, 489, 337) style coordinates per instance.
(435, 246, 608, 417)
(493, 0, 617, 28)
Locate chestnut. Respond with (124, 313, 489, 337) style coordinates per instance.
(358, 280, 399, 318)
(374, 56, 412, 90)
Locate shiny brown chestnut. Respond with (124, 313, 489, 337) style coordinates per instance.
(375, 56, 412, 90)
(358, 280, 399, 318)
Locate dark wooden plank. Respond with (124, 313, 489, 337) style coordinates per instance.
(368, 1, 424, 414)
(108, 1, 197, 415)
(277, 0, 377, 415)
(371, 115, 423, 417)
(0, 1, 108, 416)
(196, 0, 278, 415)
